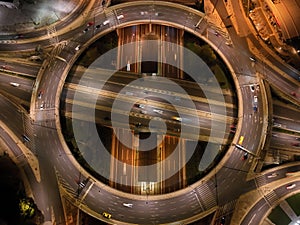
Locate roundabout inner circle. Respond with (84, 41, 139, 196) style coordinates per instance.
(60, 25, 238, 195)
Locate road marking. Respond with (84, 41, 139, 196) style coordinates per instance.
(248, 213, 256, 225)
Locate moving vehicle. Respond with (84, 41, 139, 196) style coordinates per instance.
(75, 45, 80, 51)
(40, 101, 44, 109)
(253, 96, 258, 103)
(123, 203, 133, 208)
(286, 171, 300, 177)
(286, 183, 296, 190)
(267, 173, 278, 178)
(172, 116, 182, 122)
(242, 152, 248, 160)
(220, 216, 225, 225)
(102, 212, 111, 219)
(87, 21, 94, 27)
(253, 105, 258, 112)
(135, 104, 145, 109)
(103, 20, 110, 25)
(10, 82, 20, 87)
(38, 90, 43, 99)
(153, 109, 163, 114)
(238, 136, 244, 145)
(117, 14, 124, 20)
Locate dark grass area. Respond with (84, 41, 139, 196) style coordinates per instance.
(286, 193, 300, 216)
(268, 205, 291, 225)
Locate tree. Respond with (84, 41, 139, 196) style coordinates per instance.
(19, 198, 35, 219)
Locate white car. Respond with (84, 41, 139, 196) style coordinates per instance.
(153, 109, 163, 114)
(40, 101, 45, 110)
(122, 203, 133, 208)
(267, 173, 278, 178)
(254, 96, 258, 103)
(117, 14, 124, 20)
(75, 45, 80, 51)
(286, 183, 296, 190)
(10, 82, 20, 87)
(103, 20, 110, 25)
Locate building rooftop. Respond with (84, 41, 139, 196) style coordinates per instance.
(266, 0, 300, 40)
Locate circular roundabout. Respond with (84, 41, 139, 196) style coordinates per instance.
(24, 1, 300, 224)
(59, 24, 238, 195)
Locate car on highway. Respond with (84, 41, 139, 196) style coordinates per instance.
(220, 216, 225, 225)
(273, 123, 281, 128)
(249, 56, 256, 62)
(38, 90, 43, 99)
(242, 152, 248, 161)
(253, 105, 258, 112)
(253, 96, 258, 103)
(286, 171, 300, 177)
(172, 116, 182, 122)
(40, 101, 45, 110)
(291, 92, 297, 97)
(135, 122, 142, 128)
(238, 136, 244, 145)
(214, 31, 220, 36)
(267, 173, 278, 178)
(29, 55, 42, 61)
(153, 109, 163, 114)
(87, 21, 94, 27)
(103, 20, 110, 25)
(286, 183, 296, 190)
(230, 125, 236, 134)
(135, 103, 145, 109)
(1, 65, 11, 70)
(102, 212, 111, 219)
(10, 82, 20, 87)
(117, 14, 124, 20)
(75, 45, 80, 51)
(123, 203, 133, 208)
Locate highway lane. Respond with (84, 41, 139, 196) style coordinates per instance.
(60, 72, 235, 142)
(63, 74, 236, 117)
(64, 67, 237, 116)
(272, 100, 300, 133)
(0, 59, 40, 78)
(0, 94, 28, 139)
(0, 73, 33, 104)
(0, 94, 66, 223)
(270, 134, 300, 151)
(33, 123, 75, 224)
(254, 59, 300, 100)
(241, 179, 300, 225)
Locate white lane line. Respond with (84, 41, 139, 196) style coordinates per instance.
(248, 213, 256, 225)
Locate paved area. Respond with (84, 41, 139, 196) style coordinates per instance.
(0, 0, 77, 34)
